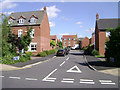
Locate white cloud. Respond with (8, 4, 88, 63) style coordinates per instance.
(79, 35, 84, 38)
(76, 21, 82, 25)
(3, 11, 14, 15)
(80, 25, 83, 28)
(49, 21, 55, 27)
(76, 21, 83, 28)
(59, 33, 70, 36)
(86, 28, 95, 32)
(38, 5, 61, 19)
(0, 0, 17, 10)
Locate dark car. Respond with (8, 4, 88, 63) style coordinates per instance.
(64, 48, 69, 55)
(56, 49, 66, 56)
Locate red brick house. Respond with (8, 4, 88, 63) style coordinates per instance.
(95, 13, 119, 55)
(62, 35, 77, 48)
(50, 35, 58, 48)
(8, 6, 51, 55)
(81, 37, 89, 48)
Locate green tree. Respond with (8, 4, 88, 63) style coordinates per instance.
(8, 27, 32, 53)
(57, 41, 63, 48)
(50, 40, 56, 48)
(105, 26, 120, 66)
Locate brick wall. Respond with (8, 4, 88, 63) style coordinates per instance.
(40, 12, 50, 51)
(11, 12, 50, 55)
(99, 31, 106, 55)
(81, 37, 89, 48)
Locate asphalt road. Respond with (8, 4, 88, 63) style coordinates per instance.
(1, 50, 119, 88)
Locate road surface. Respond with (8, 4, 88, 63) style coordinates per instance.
(1, 50, 118, 88)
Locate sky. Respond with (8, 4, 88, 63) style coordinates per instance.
(1, 0, 119, 40)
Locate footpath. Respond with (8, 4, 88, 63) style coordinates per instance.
(0, 54, 55, 71)
(85, 55, 119, 77)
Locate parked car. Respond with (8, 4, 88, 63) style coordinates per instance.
(71, 44, 79, 50)
(56, 49, 66, 56)
(64, 48, 69, 55)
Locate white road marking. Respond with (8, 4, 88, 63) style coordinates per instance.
(9, 76, 21, 79)
(80, 81, 95, 84)
(80, 79, 93, 82)
(101, 82, 116, 85)
(66, 57, 69, 61)
(99, 80, 112, 83)
(80, 79, 95, 84)
(0, 76, 4, 78)
(60, 61, 65, 66)
(66, 65, 82, 73)
(63, 78, 74, 81)
(99, 80, 115, 85)
(61, 78, 74, 83)
(61, 80, 74, 83)
(42, 69, 57, 82)
(25, 78, 38, 81)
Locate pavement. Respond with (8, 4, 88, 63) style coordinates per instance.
(85, 55, 119, 77)
(0, 54, 55, 71)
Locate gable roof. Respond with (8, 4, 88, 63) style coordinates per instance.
(97, 18, 120, 30)
(62, 35, 77, 39)
(9, 10, 46, 26)
(50, 35, 57, 40)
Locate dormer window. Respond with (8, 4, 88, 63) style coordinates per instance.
(30, 17, 36, 23)
(18, 16, 26, 24)
(8, 16, 15, 24)
(30, 15, 38, 24)
(19, 18, 24, 24)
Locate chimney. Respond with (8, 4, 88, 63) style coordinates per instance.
(96, 13, 99, 20)
(44, 6, 46, 11)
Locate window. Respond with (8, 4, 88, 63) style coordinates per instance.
(19, 18, 24, 24)
(68, 38, 71, 40)
(28, 43, 37, 52)
(30, 17, 36, 24)
(31, 44, 37, 51)
(73, 42, 76, 45)
(30, 29, 35, 38)
(64, 38, 66, 40)
(68, 42, 71, 46)
(64, 42, 66, 45)
(18, 30, 22, 37)
(73, 38, 76, 40)
(8, 18, 13, 24)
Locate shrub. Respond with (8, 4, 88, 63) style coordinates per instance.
(91, 50, 99, 55)
(25, 51, 32, 60)
(43, 50, 49, 55)
(48, 49, 56, 55)
(37, 52, 47, 57)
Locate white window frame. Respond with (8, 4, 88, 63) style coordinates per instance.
(30, 29, 35, 38)
(19, 17, 24, 24)
(18, 29, 23, 37)
(64, 42, 66, 45)
(64, 38, 66, 40)
(30, 17, 36, 24)
(68, 42, 71, 46)
(28, 43, 37, 52)
(73, 38, 76, 40)
(73, 41, 76, 45)
(8, 18, 13, 24)
(68, 38, 71, 40)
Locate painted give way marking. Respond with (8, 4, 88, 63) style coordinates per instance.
(42, 69, 57, 82)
